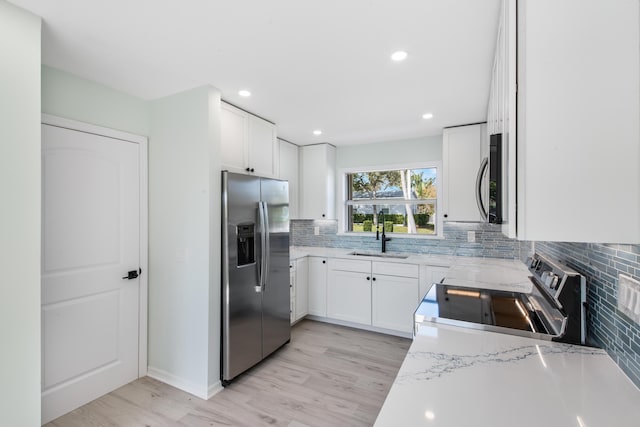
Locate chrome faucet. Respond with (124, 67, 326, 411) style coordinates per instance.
(376, 210, 391, 253)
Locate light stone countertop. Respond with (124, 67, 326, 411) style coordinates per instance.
(374, 322, 640, 427)
(290, 245, 526, 270)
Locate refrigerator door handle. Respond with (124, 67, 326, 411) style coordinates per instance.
(257, 201, 266, 293)
(262, 202, 270, 291)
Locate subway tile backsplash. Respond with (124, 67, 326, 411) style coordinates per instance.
(291, 219, 528, 259)
(535, 242, 640, 388)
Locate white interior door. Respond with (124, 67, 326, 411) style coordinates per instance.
(41, 123, 140, 424)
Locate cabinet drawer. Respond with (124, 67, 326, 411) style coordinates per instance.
(329, 258, 371, 273)
(373, 262, 419, 278)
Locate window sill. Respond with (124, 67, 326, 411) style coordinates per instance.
(336, 231, 445, 240)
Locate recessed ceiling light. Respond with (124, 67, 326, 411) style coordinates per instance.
(391, 51, 408, 62)
(238, 90, 251, 97)
(422, 113, 434, 120)
(313, 130, 323, 136)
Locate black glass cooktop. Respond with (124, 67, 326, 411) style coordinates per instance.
(416, 283, 550, 335)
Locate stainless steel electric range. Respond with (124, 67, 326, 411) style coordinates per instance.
(415, 253, 587, 344)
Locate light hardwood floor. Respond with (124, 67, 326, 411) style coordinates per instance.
(46, 320, 411, 427)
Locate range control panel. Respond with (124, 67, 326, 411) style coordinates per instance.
(526, 253, 581, 302)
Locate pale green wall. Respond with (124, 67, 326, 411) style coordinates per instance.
(0, 3, 41, 425)
(42, 65, 150, 136)
(336, 135, 442, 169)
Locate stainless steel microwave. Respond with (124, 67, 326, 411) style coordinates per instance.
(476, 133, 503, 224)
(488, 133, 503, 224)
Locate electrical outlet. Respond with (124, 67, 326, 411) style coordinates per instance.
(467, 231, 476, 243)
(314, 226, 320, 236)
(618, 274, 640, 326)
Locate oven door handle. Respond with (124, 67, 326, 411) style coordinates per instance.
(476, 156, 489, 221)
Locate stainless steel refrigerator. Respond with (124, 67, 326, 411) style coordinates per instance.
(221, 171, 290, 385)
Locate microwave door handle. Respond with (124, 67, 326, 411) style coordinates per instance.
(257, 201, 266, 292)
(476, 157, 489, 221)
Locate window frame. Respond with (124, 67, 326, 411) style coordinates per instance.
(337, 161, 444, 239)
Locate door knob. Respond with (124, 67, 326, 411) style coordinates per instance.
(122, 270, 139, 280)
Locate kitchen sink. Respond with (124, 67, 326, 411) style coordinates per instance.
(348, 251, 409, 259)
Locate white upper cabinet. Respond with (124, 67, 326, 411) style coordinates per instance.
(442, 123, 487, 222)
(220, 102, 278, 178)
(299, 143, 336, 220)
(220, 102, 247, 172)
(278, 139, 299, 219)
(511, 0, 640, 243)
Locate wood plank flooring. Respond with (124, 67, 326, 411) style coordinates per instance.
(46, 320, 411, 427)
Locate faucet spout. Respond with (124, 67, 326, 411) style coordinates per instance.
(379, 210, 391, 253)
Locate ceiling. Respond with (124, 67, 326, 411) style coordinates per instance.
(11, 0, 501, 146)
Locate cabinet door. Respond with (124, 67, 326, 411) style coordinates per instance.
(327, 269, 371, 325)
(372, 275, 419, 333)
(299, 144, 336, 220)
(419, 265, 449, 301)
(308, 257, 327, 316)
(295, 257, 309, 320)
(220, 103, 248, 173)
(290, 270, 296, 324)
(516, 0, 640, 243)
(443, 124, 486, 222)
(248, 115, 278, 178)
(279, 139, 299, 219)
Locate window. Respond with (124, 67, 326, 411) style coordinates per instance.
(345, 166, 439, 235)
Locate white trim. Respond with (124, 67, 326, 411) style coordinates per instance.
(305, 315, 412, 339)
(339, 161, 440, 174)
(346, 198, 437, 206)
(41, 114, 149, 380)
(336, 231, 445, 240)
(208, 381, 224, 399)
(146, 367, 209, 400)
(138, 138, 149, 377)
(337, 161, 443, 237)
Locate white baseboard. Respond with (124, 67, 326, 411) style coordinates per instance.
(208, 381, 224, 399)
(305, 315, 413, 339)
(146, 366, 210, 400)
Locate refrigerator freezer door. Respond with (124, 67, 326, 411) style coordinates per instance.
(222, 172, 263, 381)
(260, 178, 291, 358)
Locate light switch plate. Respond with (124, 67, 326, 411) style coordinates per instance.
(618, 274, 640, 326)
(314, 226, 320, 236)
(467, 231, 475, 243)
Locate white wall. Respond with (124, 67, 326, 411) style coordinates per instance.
(206, 91, 222, 392)
(0, 2, 42, 426)
(148, 86, 222, 398)
(336, 135, 442, 168)
(42, 65, 149, 136)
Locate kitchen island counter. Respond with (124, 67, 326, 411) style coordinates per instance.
(375, 322, 640, 427)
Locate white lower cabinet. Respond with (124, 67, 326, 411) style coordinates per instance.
(372, 275, 419, 333)
(419, 265, 450, 300)
(325, 258, 421, 334)
(294, 257, 309, 321)
(298, 254, 441, 335)
(327, 269, 372, 325)
(290, 264, 296, 324)
(307, 257, 328, 317)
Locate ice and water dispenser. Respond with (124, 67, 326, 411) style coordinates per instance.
(236, 223, 255, 266)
